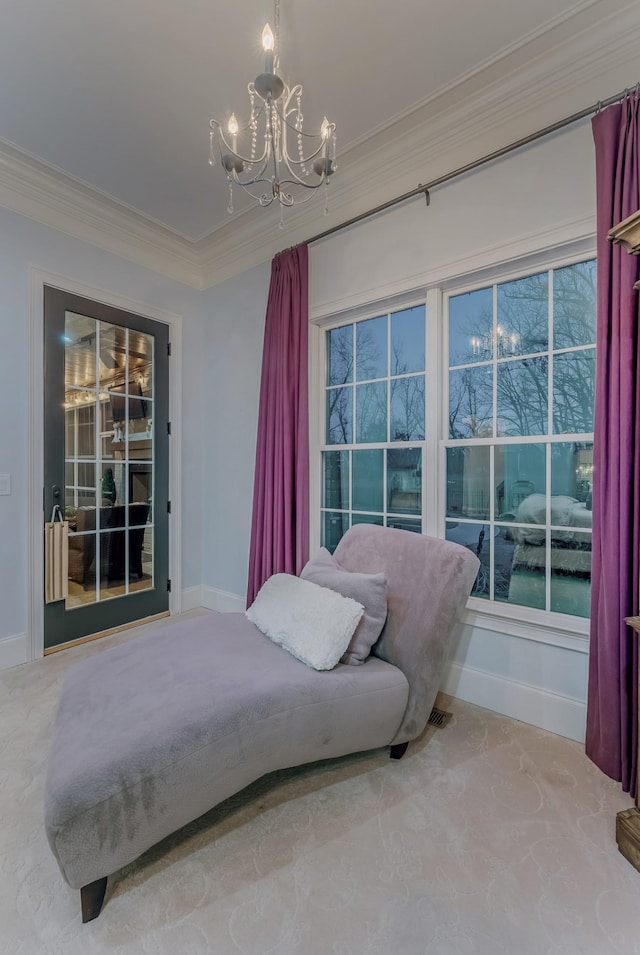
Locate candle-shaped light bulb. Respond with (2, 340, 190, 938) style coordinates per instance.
(321, 117, 330, 158)
(228, 113, 239, 151)
(262, 24, 274, 51)
(262, 23, 275, 72)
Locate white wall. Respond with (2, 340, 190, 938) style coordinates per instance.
(0, 205, 205, 668)
(194, 262, 271, 612)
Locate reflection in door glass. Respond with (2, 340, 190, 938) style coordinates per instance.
(63, 312, 154, 609)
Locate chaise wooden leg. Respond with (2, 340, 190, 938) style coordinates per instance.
(81, 876, 108, 923)
(389, 741, 409, 760)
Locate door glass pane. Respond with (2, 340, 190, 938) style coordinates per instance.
(99, 323, 127, 389)
(137, 526, 154, 591)
(100, 529, 127, 595)
(63, 312, 155, 611)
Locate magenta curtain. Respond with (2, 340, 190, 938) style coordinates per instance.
(586, 91, 640, 796)
(246, 244, 310, 607)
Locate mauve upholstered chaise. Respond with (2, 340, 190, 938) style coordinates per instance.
(44, 525, 479, 921)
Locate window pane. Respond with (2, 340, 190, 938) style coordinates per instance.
(326, 386, 352, 444)
(494, 525, 516, 601)
(495, 444, 545, 520)
(387, 517, 422, 533)
(447, 446, 490, 519)
(550, 531, 591, 617)
(497, 358, 548, 436)
(322, 512, 349, 554)
(553, 260, 596, 349)
(551, 442, 593, 510)
(449, 366, 493, 438)
(352, 513, 383, 527)
(497, 272, 548, 356)
(356, 382, 387, 442)
(356, 315, 387, 381)
(387, 448, 421, 515)
(391, 375, 425, 441)
(323, 451, 349, 510)
(552, 349, 595, 434)
(507, 527, 547, 610)
(391, 306, 425, 375)
(352, 449, 383, 512)
(449, 287, 493, 366)
(327, 325, 353, 386)
(446, 521, 489, 599)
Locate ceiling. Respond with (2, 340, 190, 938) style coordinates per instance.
(0, 0, 623, 248)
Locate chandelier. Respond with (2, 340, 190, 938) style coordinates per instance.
(208, 0, 336, 216)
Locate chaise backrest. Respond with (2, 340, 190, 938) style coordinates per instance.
(334, 524, 480, 745)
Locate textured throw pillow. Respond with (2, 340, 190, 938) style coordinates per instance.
(300, 548, 387, 665)
(246, 573, 364, 671)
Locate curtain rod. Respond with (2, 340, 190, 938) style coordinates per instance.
(305, 85, 636, 246)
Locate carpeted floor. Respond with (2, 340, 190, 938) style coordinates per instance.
(2, 612, 640, 954)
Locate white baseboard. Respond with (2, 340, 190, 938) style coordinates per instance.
(201, 586, 245, 613)
(182, 585, 245, 614)
(0, 634, 28, 670)
(181, 586, 205, 612)
(441, 659, 586, 743)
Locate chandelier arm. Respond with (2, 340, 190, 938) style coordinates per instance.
(213, 120, 271, 168)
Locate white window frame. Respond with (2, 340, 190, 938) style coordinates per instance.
(310, 243, 595, 640)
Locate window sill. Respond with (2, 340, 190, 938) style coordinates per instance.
(462, 596, 589, 652)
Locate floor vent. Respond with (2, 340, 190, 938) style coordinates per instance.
(427, 707, 453, 729)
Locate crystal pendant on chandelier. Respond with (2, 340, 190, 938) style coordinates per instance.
(208, 0, 336, 212)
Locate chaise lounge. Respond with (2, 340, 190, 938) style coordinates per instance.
(44, 524, 479, 921)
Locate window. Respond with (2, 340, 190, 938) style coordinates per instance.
(321, 305, 426, 551)
(445, 259, 596, 617)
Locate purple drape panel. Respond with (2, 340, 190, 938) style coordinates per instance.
(586, 92, 640, 797)
(246, 244, 310, 607)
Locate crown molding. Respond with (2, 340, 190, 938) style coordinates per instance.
(0, 0, 636, 291)
(0, 141, 202, 288)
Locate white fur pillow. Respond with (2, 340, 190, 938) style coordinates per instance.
(246, 573, 364, 670)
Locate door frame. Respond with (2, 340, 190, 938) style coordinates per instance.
(28, 268, 183, 662)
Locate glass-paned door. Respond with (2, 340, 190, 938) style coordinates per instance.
(43, 286, 170, 649)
